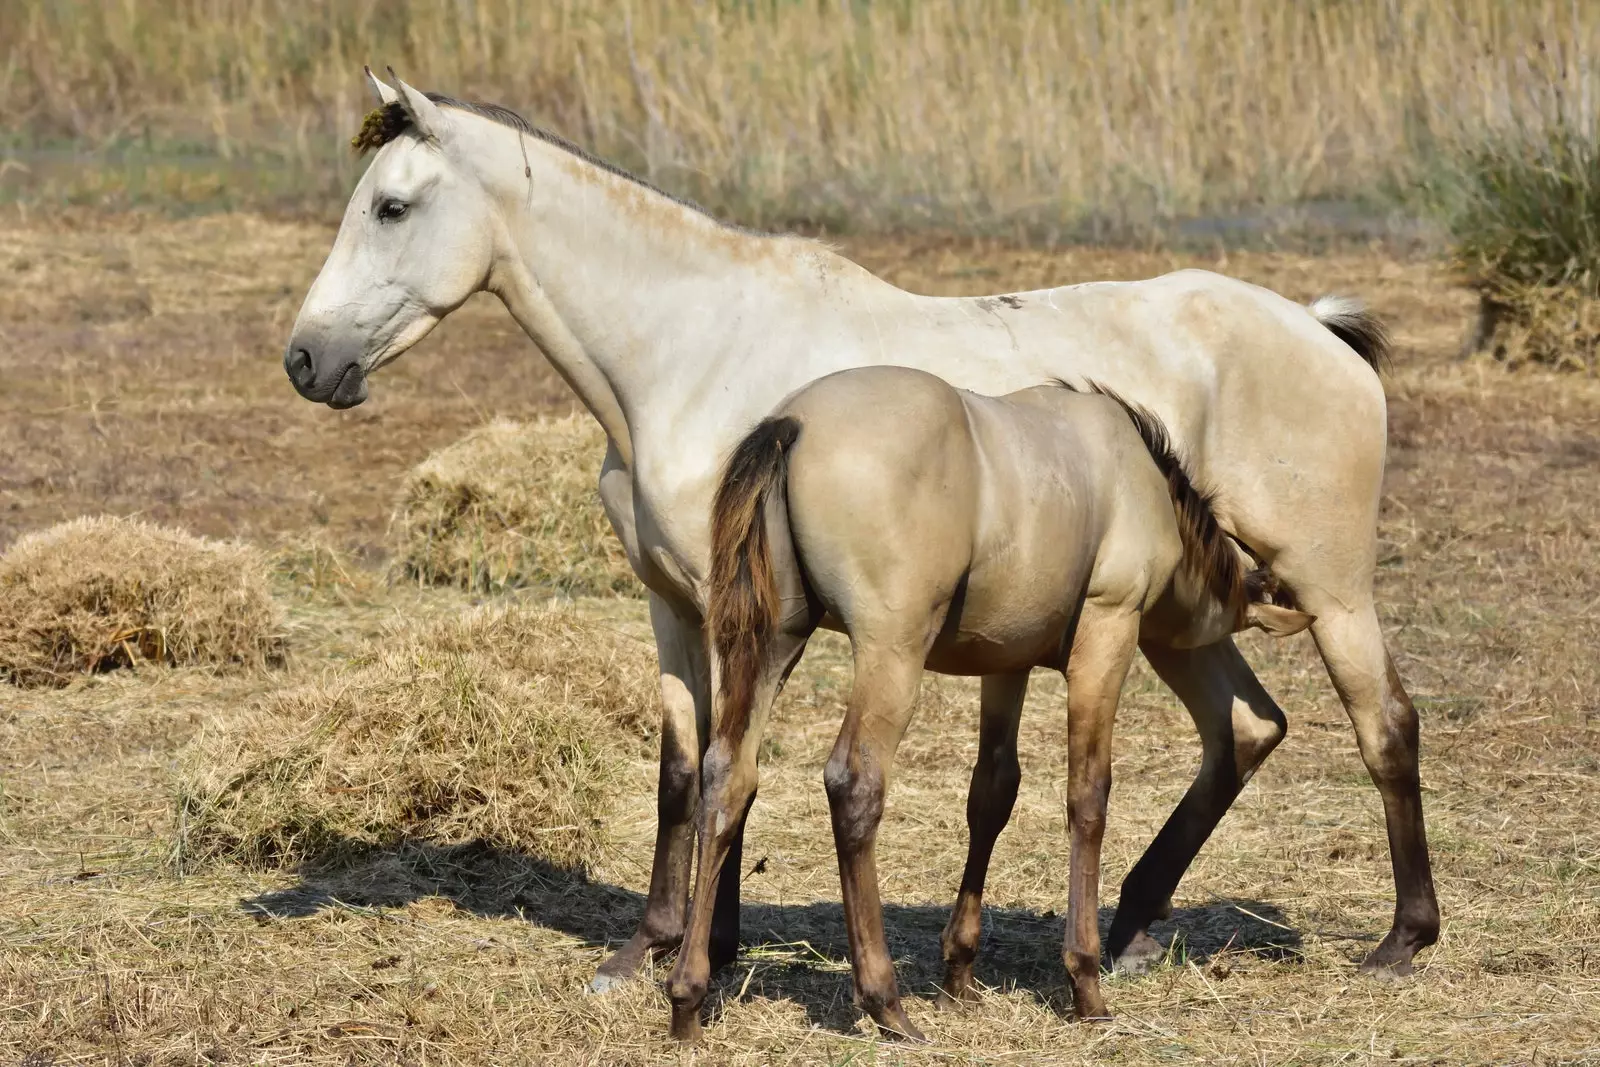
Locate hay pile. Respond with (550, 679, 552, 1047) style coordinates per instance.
(176, 603, 658, 874)
(1464, 284, 1600, 372)
(0, 516, 284, 687)
(390, 415, 641, 596)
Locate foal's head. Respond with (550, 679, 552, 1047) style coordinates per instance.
(283, 69, 502, 408)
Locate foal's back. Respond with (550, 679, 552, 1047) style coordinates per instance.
(779, 366, 1180, 675)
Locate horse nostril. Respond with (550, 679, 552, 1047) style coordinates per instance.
(285, 347, 315, 385)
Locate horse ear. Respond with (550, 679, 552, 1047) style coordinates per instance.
(1246, 603, 1316, 638)
(364, 65, 399, 106)
(387, 68, 445, 141)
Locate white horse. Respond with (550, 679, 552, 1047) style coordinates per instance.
(284, 69, 1436, 996)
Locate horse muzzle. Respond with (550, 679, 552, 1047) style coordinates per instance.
(283, 345, 369, 409)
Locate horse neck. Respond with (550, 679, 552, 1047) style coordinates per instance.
(479, 133, 842, 463)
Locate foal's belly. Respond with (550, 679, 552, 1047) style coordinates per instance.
(924, 565, 1086, 676)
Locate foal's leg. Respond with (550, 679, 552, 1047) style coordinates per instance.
(937, 671, 1029, 1007)
(594, 594, 716, 989)
(1060, 604, 1140, 1021)
(665, 627, 812, 1041)
(1106, 637, 1287, 973)
(1299, 594, 1438, 975)
(825, 644, 928, 1040)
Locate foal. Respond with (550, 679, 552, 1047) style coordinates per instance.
(665, 366, 1312, 1040)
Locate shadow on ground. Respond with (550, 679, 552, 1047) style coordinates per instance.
(240, 838, 1309, 1034)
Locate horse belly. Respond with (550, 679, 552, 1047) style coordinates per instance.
(923, 564, 1083, 676)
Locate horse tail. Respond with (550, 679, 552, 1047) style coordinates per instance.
(708, 416, 802, 718)
(1070, 382, 1258, 627)
(1309, 295, 1391, 373)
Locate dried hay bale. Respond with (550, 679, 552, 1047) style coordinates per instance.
(1465, 282, 1600, 372)
(390, 415, 641, 596)
(176, 603, 658, 875)
(0, 515, 285, 688)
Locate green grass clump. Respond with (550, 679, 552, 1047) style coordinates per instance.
(1431, 115, 1600, 370)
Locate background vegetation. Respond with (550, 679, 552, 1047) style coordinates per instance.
(4, 0, 1599, 244)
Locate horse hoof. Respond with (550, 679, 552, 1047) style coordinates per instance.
(587, 972, 631, 995)
(669, 1003, 704, 1042)
(1110, 931, 1165, 976)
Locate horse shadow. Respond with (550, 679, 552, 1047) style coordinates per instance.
(240, 838, 1308, 1034)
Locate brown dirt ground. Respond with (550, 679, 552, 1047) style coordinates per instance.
(2, 209, 1598, 1065)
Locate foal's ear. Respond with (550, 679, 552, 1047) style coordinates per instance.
(363, 65, 399, 106)
(1246, 603, 1316, 638)
(388, 69, 445, 142)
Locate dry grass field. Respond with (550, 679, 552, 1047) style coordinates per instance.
(6, 0, 1599, 239)
(2, 202, 1599, 1065)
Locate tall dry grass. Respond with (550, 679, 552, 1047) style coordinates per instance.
(5, 0, 1599, 237)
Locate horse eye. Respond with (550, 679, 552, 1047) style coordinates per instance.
(377, 199, 408, 222)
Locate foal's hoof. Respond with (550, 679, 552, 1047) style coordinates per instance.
(586, 972, 631, 995)
(1357, 928, 1430, 980)
(1110, 931, 1166, 976)
(1358, 954, 1415, 982)
(935, 966, 979, 1011)
(865, 1002, 927, 1043)
(669, 1002, 704, 1042)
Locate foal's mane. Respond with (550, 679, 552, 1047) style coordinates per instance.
(1054, 380, 1291, 621)
(352, 94, 727, 225)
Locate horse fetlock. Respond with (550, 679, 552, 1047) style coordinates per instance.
(937, 963, 979, 1007)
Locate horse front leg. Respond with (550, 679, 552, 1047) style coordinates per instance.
(1059, 603, 1139, 1021)
(1106, 637, 1287, 973)
(592, 593, 717, 991)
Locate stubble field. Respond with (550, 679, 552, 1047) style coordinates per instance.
(1, 209, 1599, 1065)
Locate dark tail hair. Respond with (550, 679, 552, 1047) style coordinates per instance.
(707, 417, 802, 718)
(1061, 381, 1268, 626)
(1309, 295, 1391, 373)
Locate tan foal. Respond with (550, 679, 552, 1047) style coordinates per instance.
(664, 367, 1311, 1041)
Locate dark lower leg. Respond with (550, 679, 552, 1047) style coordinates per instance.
(595, 742, 699, 981)
(1356, 655, 1439, 974)
(1313, 612, 1439, 975)
(666, 751, 756, 1041)
(1107, 640, 1286, 969)
(939, 673, 1026, 1005)
(708, 795, 752, 971)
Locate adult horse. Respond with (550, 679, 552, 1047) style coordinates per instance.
(283, 70, 1437, 993)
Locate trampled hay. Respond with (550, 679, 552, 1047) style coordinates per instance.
(175, 602, 658, 876)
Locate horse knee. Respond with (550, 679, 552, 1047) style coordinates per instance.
(657, 748, 699, 824)
(824, 748, 885, 852)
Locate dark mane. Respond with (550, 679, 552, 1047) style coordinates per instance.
(1051, 379, 1291, 623)
(351, 93, 725, 225)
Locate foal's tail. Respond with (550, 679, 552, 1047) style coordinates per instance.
(708, 416, 802, 717)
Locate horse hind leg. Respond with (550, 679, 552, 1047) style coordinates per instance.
(825, 641, 929, 1041)
(1298, 592, 1439, 974)
(937, 671, 1029, 1008)
(1106, 637, 1287, 973)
